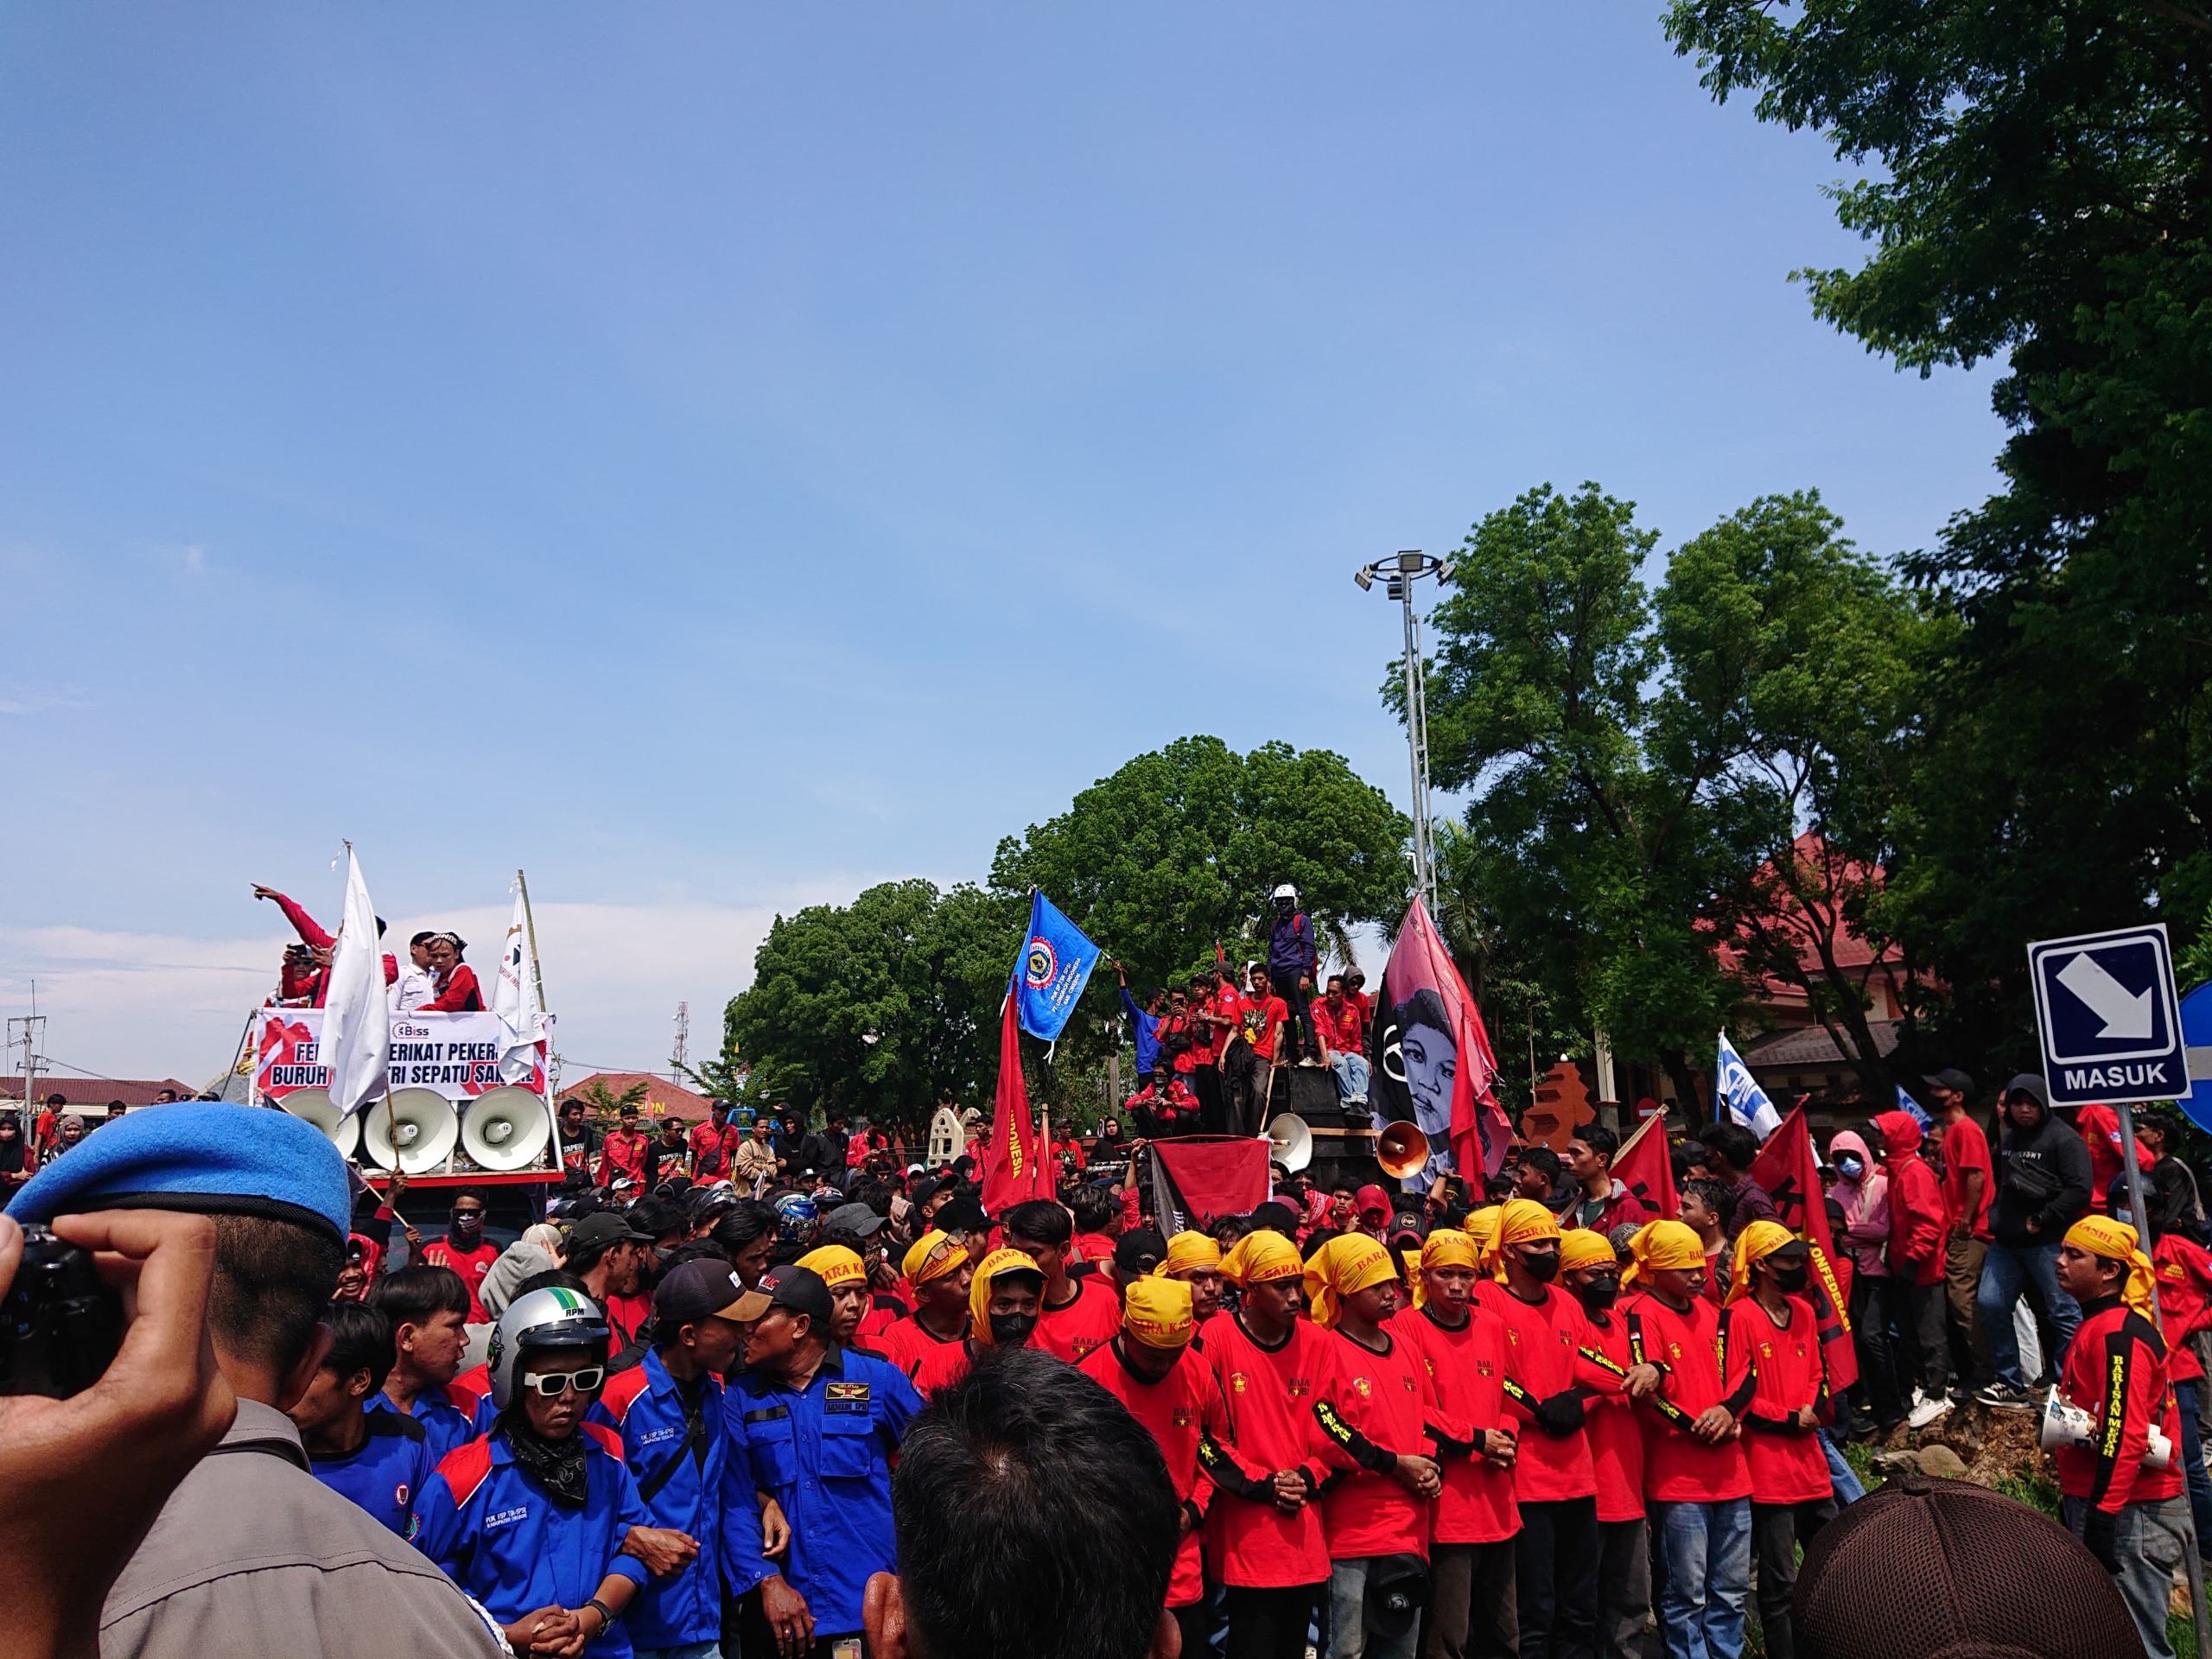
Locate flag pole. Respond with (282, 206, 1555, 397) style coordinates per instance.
(518, 868, 547, 1013)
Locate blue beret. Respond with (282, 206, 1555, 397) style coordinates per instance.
(7, 1103, 351, 1244)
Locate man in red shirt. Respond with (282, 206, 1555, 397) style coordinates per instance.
(1874, 1109, 1951, 1427)
(2140, 1182, 2212, 1558)
(1313, 975, 1370, 1112)
(1619, 1219, 1755, 1659)
(1565, 1126, 1653, 1236)
(595, 1100, 651, 1192)
(1001, 1199, 1122, 1363)
(253, 883, 398, 1002)
(417, 933, 483, 1012)
(1926, 1068, 1993, 1394)
(1560, 1228, 1650, 1659)
(2051, 1216, 2190, 1656)
(2075, 1100, 2157, 1216)
(1729, 1222, 1836, 1659)
(913, 1246, 1044, 1396)
(1160, 1231, 1227, 1330)
(1081, 1275, 1244, 1659)
(1395, 1229, 1522, 1659)
(1304, 1235, 1442, 1659)
(687, 1100, 742, 1182)
(1474, 1198, 1638, 1659)
(416, 1189, 499, 1322)
(1200, 1230, 1341, 1659)
(874, 1230, 973, 1385)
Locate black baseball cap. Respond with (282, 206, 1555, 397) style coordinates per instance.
(824, 1201, 887, 1238)
(1114, 1228, 1168, 1277)
(1922, 1068, 1974, 1097)
(567, 1212, 653, 1252)
(655, 1257, 768, 1326)
(757, 1263, 836, 1327)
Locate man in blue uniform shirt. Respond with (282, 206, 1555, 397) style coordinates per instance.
(592, 1258, 779, 1659)
(368, 1264, 488, 1460)
(722, 1264, 923, 1656)
(290, 1300, 438, 1536)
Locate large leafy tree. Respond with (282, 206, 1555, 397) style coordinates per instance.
(723, 880, 1020, 1127)
(1664, 0, 2212, 1072)
(989, 736, 1412, 992)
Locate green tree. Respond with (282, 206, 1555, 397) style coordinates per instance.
(989, 736, 1412, 993)
(1664, 0, 2212, 1074)
(723, 880, 1020, 1127)
(571, 1077, 649, 1124)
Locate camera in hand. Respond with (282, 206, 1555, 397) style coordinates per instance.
(0, 1224, 124, 1397)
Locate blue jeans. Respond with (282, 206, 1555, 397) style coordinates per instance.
(1333, 1052, 1371, 1104)
(2177, 1378, 2212, 1560)
(1976, 1239, 2082, 1388)
(1653, 1497, 1751, 1659)
(1325, 1557, 1419, 1659)
(1820, 1428, 1866, 1504)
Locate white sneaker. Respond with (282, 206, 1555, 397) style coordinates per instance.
(1907, 1394, 1954, 1430)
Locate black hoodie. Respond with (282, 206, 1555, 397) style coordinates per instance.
(1991, 1074, 2093, 1248)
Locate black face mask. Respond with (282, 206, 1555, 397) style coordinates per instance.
(989, 1311, 1039, 1346)
(1577, 1278, 1620, 1312)
(1769, 1262, 1809, 1294)
(1522, 1249, 1561, 1283)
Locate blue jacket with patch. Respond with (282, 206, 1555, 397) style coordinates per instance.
(721, 1348, 923, 1636)
(414, 1423, 652, 1658)
(309, 1405, 439, 1536)
(588, 1349, 768, 1647)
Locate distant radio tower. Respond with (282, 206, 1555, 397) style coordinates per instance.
(671, 1001, 690, 1074)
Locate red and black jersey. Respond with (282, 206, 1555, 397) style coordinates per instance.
(2057, 1296, 2184, 1515)
(1622, 1289, 1753, 1503)
(1575, 1306, 1647, 1522)
(1198, 1312, 1339, 1588)
(1393, 1304, 1518, 1545)
(1735, 1294, 1832, 1506)
(1082, 1339, 1248, 1608)
(1472, 1279, 1620, 1503)
(1313, 1325, 1436, 1560)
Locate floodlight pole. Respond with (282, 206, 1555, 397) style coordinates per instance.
(1357, 550, 1446, 918)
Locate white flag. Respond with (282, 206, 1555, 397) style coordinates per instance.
(493, 886, 545, 1084)
(324, 848, 391, 1118)
(1715, 1031, 1783, 1142)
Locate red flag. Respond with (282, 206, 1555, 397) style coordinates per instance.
(1369, 898, 1511, 1183)
(1610, 1110, 1678, 1222)
(1746, 1105, 1859, 1393)
(1149, 1136, 1272, 1233)
(981, 997, 1049, 1214)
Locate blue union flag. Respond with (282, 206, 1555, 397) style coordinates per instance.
(1010, 890, 1103, 1043)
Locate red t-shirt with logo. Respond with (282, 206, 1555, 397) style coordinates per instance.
(1081, 1340, 1237, 1607)
(1473, 1280, 1617, 1503)
(1737, 1295, 1833, 1504)
(420, 1239, 499, 1322)
(1579, 1306, 1647, 1522)
(688, 1120, 741, 1179)
(1394, 1305, 1518, 1544)
(1622, 1289, 1752, 1503)
(1317, 1325, 1434, 1560)
(1941, 1116, 1994, 1240)
(1201, 1312, 1339, 1588)
(2155, 1234, 2212, 1383)
(1313, 998, 1365, 1057)
(874, 1312, 968, 1388)
(1035, 1275, 1122, 1365)
(1242, 997, 1290, 1064)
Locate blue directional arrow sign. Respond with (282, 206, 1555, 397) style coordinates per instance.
(2026, 925, 2187, 1107)
(2179, 981, 2212, 1135)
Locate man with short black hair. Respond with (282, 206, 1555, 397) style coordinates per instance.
(6, 1101, 506, 1658)
(1698, 1124, 1777, 1240)
(367, 1265, 486, 1459)
(289, 1300, 437, 1537)
(1003, 1198, 1123, 1363)
(417, 1188, 499, 1322)
(1568, 1127, 1649, 1236)
(597, 1101, 652, 1192)
(564, 1211, 657, 1348)
(863, 1347, 1183, 1659)
(558, 1096, 599, 1178)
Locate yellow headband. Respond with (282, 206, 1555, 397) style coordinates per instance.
(1303, 1234, 1395, 1329)
(1412, 1228, 1480, 1309)
(1492, 1198, 1562, 1280)
(903, 1230, 969, 1287)
(798, 1244, 867, 1292)
(1159, 1231, 1223, 1277)
(969, 1248, 1045, 1342)
(1726, 1220, 1800, 1305)
(2065, 1216, 2158, 1325)
(1559, 1229, 1619, 1273)
(1122, 1275, 1196, 1350)
(1622, 1219, 1707, 1289)
(1222, 1230, 1303, 1287)
(1465, 1206, 1503, 1275)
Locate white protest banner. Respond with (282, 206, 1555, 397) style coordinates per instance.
(253, 1008, 550, 1105)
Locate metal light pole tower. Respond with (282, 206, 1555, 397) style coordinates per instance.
(671, 1001, 690, 1075)
(1356, 550, 1449, 918)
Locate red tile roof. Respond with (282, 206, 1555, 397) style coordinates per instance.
(1, 1077, 200, 1108)
(556, 1071, 713, 1122)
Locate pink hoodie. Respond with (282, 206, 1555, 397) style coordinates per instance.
(1826, 1128, 1891, 1281)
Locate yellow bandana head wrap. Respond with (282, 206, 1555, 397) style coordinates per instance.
(969, 1247, 1046, 1343)
(2065, 1215, 2158, 1325)
(1492, 1198, 1563, 1280)
(1223, 1230, 1304, 1287)
(1622, 1219, 1707, 1289)
(1465, 1206, 1503, 1275)
(1122, 1275, 1196, 1349)
(797, 1244, 867, 1292)
(1303, 1234, 1395, 1330)
(903, 1230, 969, 1287)
(1159, 1231, 1224, 1278)
(1559, 1229, 1620, 1274)
(1726, 1220, 1800, 1305)
(1411, 1228, 1480, 1309)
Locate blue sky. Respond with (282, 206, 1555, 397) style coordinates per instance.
(0, 5, 2001, 1084)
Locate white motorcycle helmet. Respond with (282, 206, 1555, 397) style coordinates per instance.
(486, 1285, 611, 1411)
(1272, 883, 1299, 905)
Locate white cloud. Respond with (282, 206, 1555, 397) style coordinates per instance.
(0, 899, 800, 1086)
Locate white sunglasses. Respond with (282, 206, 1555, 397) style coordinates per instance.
(518, 1366, 605, 1397)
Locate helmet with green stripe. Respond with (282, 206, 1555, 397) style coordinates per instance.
(487, 1285, 611, 1410)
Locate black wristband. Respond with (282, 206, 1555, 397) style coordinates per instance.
(583, 1598, 614, 1632)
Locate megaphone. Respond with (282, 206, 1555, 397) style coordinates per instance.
(279, 1087, 361, 1158)
(461, 1087, 553, 1173)
(361, 1087, 460, 1175)
(1268, 1113, 1313, 1174)
(1376, 1120, 1431, 1181)
(2040, 1392, 2171, 1470)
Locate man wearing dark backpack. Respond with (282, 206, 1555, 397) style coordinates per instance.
(1975, 1075, 2094, 1410)
(1265, 884, 1322, 1066)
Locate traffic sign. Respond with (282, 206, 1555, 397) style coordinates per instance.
(2178, 981, 2212, 1134)
(2027, 925, 2187, 1106)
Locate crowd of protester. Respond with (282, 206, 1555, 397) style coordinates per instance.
(4, 1051, 2205, 1659)
(254, 881, 485, 1011)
